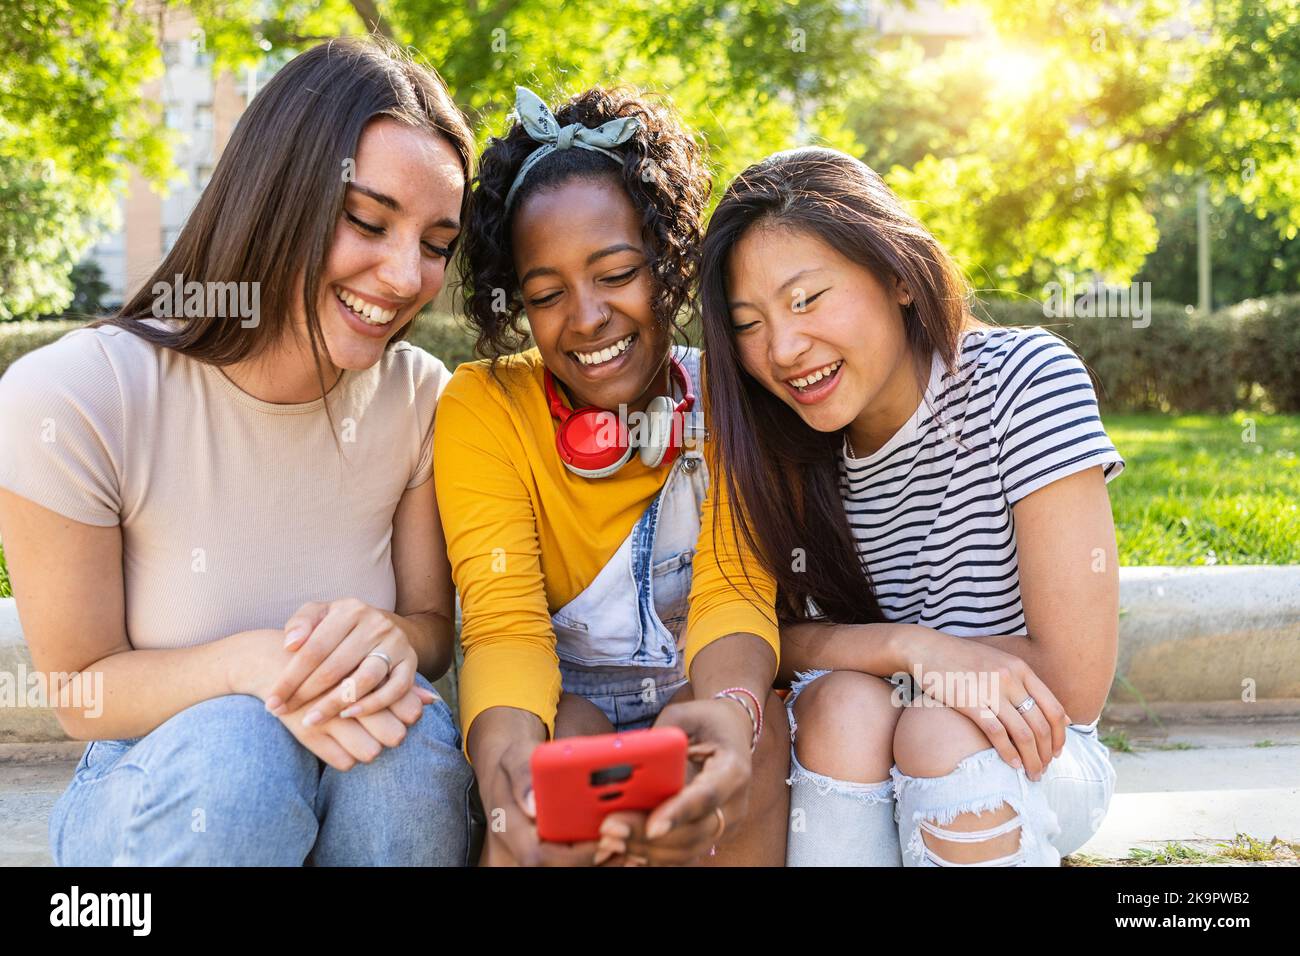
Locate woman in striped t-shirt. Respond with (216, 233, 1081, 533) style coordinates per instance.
(690, 147, 1122, 866)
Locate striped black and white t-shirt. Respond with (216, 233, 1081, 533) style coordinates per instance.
(839, 326, 1124, 637)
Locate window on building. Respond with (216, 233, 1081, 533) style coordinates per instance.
(195, 105, 213, 131)
(163, 41, 181, 67)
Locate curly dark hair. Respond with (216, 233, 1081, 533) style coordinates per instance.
(457, 86, 711, 361)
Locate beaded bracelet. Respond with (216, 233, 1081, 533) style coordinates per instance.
(714, 686, 764, 753)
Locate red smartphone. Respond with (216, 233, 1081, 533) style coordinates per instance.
(530, 726, 689, 844)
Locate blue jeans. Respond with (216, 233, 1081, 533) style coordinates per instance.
(49, 675, 474, 866)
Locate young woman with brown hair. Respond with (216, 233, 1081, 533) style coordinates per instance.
(0, 38, 477, 865)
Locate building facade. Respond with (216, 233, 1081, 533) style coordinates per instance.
(87, 7, 269, 307)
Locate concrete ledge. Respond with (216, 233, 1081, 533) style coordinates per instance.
(1112, 566, 1300, 705)
(0, 597, 459, 743)
(1103, 698, 1300, 724)
(2, 564, 1298, 742)
(0, 600, 63, 743)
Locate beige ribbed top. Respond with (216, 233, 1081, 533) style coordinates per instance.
(0, 320, 449, 650)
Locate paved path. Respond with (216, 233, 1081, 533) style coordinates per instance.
(1075, 717, 1300, 863)
(0, 742, 81, 867)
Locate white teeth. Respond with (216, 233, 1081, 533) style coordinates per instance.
(790, 360, 843, 389)
(575, 334, 633, 366)
(335, 288, 397, 325)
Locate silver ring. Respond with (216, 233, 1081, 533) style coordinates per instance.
(365, 650, 393, 679)
(1015, 696, 1036, 714)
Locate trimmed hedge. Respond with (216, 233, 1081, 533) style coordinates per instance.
(1226, 294, 1300, 414)
(974, 297, 1294, 413)
(4, 297, 1298, 413)
(0, 313, 481, 379)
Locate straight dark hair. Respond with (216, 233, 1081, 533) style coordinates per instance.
(95, 37, 475, 400)
(697, 147, 972, 625)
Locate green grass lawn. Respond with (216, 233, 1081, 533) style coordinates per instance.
(0, 413, 1295, 597)
(1104, 413, 1300, 565)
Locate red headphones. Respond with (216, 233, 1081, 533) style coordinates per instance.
(545, 355, 696, 478)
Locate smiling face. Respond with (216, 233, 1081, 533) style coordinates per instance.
(312, 117, 465, 370)
(726, 223, 922, 446)
(511, 175, 672, 413)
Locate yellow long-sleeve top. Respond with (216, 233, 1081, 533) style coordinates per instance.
(433, 348, 779, 753)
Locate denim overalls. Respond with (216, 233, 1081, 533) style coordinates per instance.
(552, 346, 708, 729)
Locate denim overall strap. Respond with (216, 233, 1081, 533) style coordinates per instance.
(551, 347, 709, 723)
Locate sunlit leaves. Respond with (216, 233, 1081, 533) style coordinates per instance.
(0, 0, 174, 318)
(851, 0, 1299, 294)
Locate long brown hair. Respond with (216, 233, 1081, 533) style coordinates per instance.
(697, 147, 970, 624)
(97, 37, 474, 399)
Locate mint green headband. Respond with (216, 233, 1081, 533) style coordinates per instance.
(503, 86, 643, 212)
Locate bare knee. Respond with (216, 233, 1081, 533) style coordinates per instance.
(892, 702, 992, 778)
(792, 671, 900, 782)
(894, 707, 1028, 865)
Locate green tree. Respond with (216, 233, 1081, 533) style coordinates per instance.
(7, 0, 1298, 318)
(187, 0, 874, 185)
(0, 0, 174, 320)
(1136, 178, 1300, 308)
(66, 260, 113, 317)
(854, 0, 1300, 296)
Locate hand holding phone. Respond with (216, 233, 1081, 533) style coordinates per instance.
(530, 726, 689, 843)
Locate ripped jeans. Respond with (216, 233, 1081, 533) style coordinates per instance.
(784, 669, 1116, 867)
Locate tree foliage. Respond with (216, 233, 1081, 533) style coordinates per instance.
(3, 0, 1299, 318)
(188, 0, 875, 186)
(0, 0, 174, 319)
(856, 0, 1300, 295)
(1136, 177, 1300, 308)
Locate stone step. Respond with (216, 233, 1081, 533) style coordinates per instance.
(5, 566, 1300, 742)
(0, 597, 459, 742)
(0, 743, 82, 867)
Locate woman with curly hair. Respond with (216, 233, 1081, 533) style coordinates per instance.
(436, 86, 790, 866)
